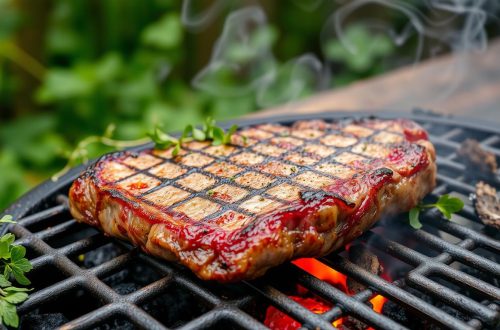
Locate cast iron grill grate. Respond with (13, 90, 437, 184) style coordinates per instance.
(2, 112, 500, 330)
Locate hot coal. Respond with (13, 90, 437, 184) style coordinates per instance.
(20, 312, 68, 330)
(19, 285, 104, 329)
(382, 286, 469, 330)
(94, 318, 136, 330)
(342, 317, 369, 330)
(347, 244, 383, 294)
(140, 286, 210, 328)
(81, 243, 126, 268)
(110, 282, 142, 295)
(102, 260, 162, 292)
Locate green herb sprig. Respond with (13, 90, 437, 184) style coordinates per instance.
(409, 194, 464, 229)
(149, 117, 238, 155)
(0, 215, 33, 328)
(52, 124, 150, 181)
(53, 118, 239, 181)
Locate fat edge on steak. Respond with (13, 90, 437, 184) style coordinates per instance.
(68, 119, 437, 282)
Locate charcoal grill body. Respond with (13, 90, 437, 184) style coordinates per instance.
(2, 112, 500, 330)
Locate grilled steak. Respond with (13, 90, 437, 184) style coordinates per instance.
(69, 118, 436, 282)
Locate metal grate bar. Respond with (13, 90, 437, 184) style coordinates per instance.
(325, 256, 477, 330)
(89, 252, 136, 278)
(364, 231, 500, 301)
(31, 219, 80, 241)
(57, 304, 122, 330)
(246, 283, 337, 330)
(406, 273, 498, 322)
(126, 276, 173, 304)
(178, 307, 269, 330)
(411, 230, 500, 275)
(425, 215, 500, 251)
(17, 204, 68, 227)
(284, 264, 408, 329)
(18, 276, 82, 313)
(116, 303, 169, 330)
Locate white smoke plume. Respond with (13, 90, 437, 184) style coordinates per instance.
(187, 0, 499, 110)
(191, 6, 328, 109)
(192, 6, 277, 97)
(181, 0, 229, 32)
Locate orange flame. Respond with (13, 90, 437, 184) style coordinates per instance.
(293, 258, 347, 291)
(292, 258, 388, 329)
(370, 294, 387, 314)
(264, 258, 388, 329)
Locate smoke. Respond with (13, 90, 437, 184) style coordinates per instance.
(292, 0, 325, 12)
(192, 6, 277, 97)
(186, 0, 498, 111)
(191, 6, 328, 109)
(325, 0, 425, 64)
(256, 54, 328, 108)
(181, 0, 229, 32)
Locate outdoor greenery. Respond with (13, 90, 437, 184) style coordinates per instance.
(0, 1, 498, 211)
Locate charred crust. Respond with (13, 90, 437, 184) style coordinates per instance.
(372, 167, 393, 177)
(300, 191, 355, 208)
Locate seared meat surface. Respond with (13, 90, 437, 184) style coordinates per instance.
(69, 118, 436, 282)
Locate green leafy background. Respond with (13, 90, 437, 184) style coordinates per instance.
(0, 1, 498, 211)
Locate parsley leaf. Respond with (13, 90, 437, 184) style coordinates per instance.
(171, 143, 181, 157)
(6, 245, 32, 286)
(152, 118, 239, 155)
(0, 299, 19, 328)
(148, 127, 178, 149)
(0, 216, 15, 225)
(408, 194, 464, 229)
(433, 194, 464, 219)
(192, 128, 206, 141)
(0, 234, 15, 260)
(0, 276, 11, 288)
(408, 208, 422, 229)
(223, 125, 238, 145)
(211, 127, 225, 146)
(3, 291, 28, 304)
(0, 215, 33, 327)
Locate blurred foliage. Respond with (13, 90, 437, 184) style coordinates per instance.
(324, 24, 395, 85)
(0, 0, 498, 211)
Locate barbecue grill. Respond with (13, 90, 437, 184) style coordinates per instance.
(2, 111, 500, 330)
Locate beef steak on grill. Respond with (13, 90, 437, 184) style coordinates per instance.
(68, 118, 436, 282)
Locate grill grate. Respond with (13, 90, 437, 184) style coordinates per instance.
(2, 112, 500, 330)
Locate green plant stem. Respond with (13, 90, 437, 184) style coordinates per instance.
(0, 41, 46, 81)
(51, 135, 150, 181)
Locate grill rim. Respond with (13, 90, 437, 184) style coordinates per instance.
(1, 110, 500, 330)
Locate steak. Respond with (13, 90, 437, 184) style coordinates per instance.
(69, 118, 436, 282)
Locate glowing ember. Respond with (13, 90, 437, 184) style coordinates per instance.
(264, 296, 331, 330)
(264, 258, 387, 329)
(293, 258, 348, 292)
(370, 294, 387, 314)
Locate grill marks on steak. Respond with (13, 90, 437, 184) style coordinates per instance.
(69, 118, 437, 281)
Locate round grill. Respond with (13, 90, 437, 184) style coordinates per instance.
(2, 111, 500, 330)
